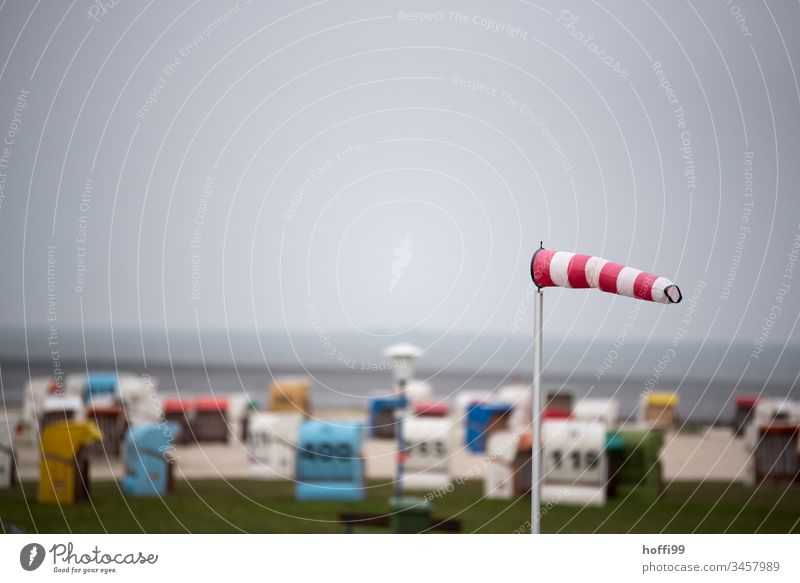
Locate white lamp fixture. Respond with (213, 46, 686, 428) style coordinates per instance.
(383, 342, 424, 388)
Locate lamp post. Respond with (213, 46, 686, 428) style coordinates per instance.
(528, 244, 681, 534)
(383, 342, 424, 500)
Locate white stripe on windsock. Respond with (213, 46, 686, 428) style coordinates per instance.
(616, 266, 641, 299)
(549, 251, 575, 288)
(585, 256, 608, 288)
(651, 276, 671, 303)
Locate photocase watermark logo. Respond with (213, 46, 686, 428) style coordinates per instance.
(19, 543, 46, 571)
(19, 542, 159, 575)
(390, 236, 413, 293)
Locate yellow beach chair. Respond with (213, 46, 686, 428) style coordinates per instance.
(643, 392, 679, 429)
(268, 377, 311, 417)
(38, 421, 102, 504)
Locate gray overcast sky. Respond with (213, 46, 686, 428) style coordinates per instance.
(0, 0, 799, 358)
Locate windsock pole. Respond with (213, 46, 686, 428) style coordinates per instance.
(527, 243, 681, 534)
(531, 286, 543, 534)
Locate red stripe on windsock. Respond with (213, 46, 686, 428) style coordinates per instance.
(532, 248, 556, 287)
(633, 272, 658, 300)
(598, 262, 624, 294)
(567, 254, 591, 288)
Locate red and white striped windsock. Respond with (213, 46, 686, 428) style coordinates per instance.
(531, 248, 682, 304)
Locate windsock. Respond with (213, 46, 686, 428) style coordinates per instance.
(531, 248, 682, 304)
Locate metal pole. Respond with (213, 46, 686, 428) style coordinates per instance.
(394, 379, 406, 500)
(531, 289, 543, 534)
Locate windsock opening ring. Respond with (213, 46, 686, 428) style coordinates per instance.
(530, 246, 545, 290)
(663, 284, 682, 304)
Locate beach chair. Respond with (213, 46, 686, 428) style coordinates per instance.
(122, 423, 177, 496)
(163, 398, 193, 445)
(744, 399, 796, 451)
(117, 374, 161, 426)
(413, 402, 449, 417)
(268, 377, 312, 417)
(754, 424, 799, 484)
(18, 377, 58, 443)
(82, 372, 118, 404)
(484, 430, 523, 499)
(227, 394, 257, 442)
(640, 392, 679, 429)
(193, 397, 229, 443)
(733, 395, 759, 436)
(496, 384, 533, 433)
(0, 425, 15, 489)
(85, 404, 126, 457)
(40, 395, 84, 432)
(465, 403, 513, 453)
(452, 390, 492, 446)
(402, 416, 451, 492)
(368, 395, 405, 438)
(246, 412, 303, 479)
(38, 421, 102, 504)
(610, 428, 664, 496)
(545, 388, 575, 413)
(295, 421, 364, 501)
(541, 419, 608, 507)
(573, 398, 619, 427)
